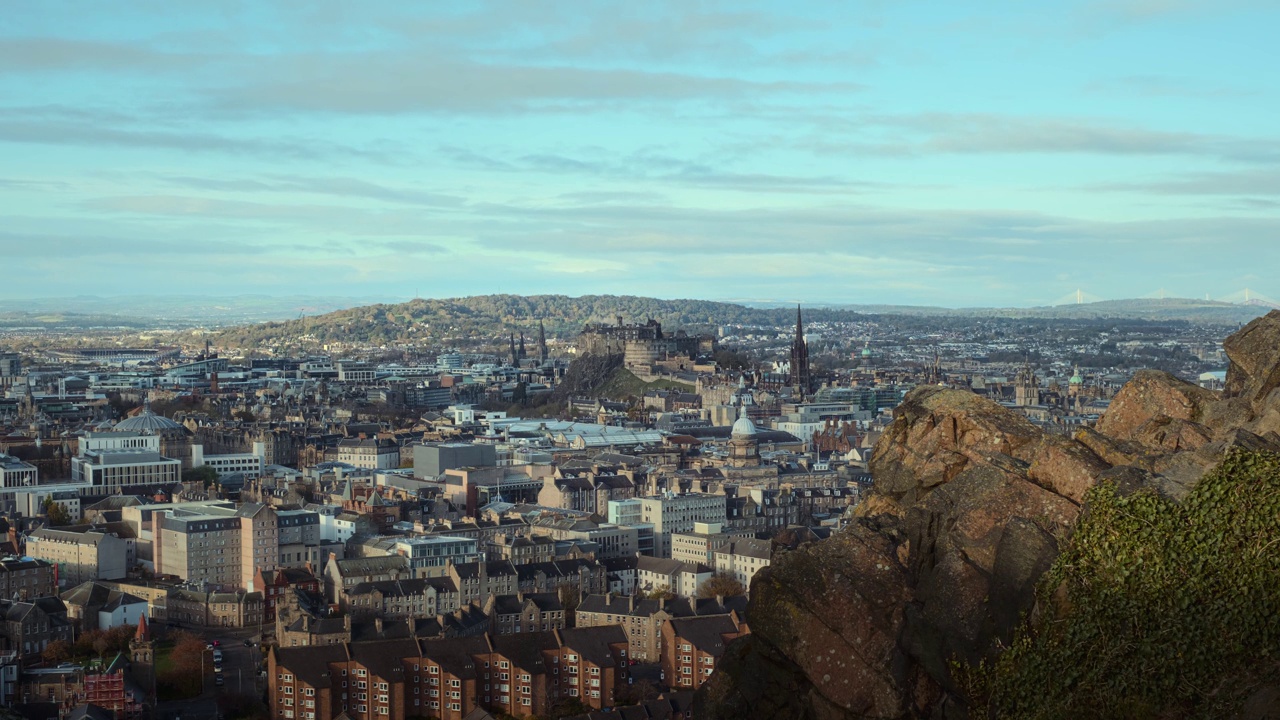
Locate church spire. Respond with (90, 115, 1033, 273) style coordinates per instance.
(790, 304, 811, 397)
(538, 320, 548, 363)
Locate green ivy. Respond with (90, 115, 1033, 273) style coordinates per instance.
(972, 449, 1280, 719)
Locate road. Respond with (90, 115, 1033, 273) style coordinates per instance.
(155, 626, 266, 720)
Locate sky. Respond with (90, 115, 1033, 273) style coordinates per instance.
(1, 0, 1279, 307)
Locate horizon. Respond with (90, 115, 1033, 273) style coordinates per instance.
(3, 2, 1279, 304)
(1, 290, 1275, 315)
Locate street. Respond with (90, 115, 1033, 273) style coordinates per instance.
(155, 626, 265, 720)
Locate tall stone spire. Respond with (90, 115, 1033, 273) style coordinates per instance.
(509, 333, 518, 366)
(790, 304, 811, 397)
(538, 320, 548, 363)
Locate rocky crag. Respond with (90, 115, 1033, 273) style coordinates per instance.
(695, 311, 1280, 719)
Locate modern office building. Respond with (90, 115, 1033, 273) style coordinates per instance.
(71, 432, 181, 492)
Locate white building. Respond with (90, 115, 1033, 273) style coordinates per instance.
(71, 432, 181, 492)
(317, 508, 358, 543)
(636, 556, 713, 599)
(638, 493, 728, 558)
(192, 443, 265, 479)
(0, 454, 37, 489)
(712, 538, 773, 594)
(335, 438, 400, 469)
(669, 522, 753, 565)
(336, 361, 376, 382)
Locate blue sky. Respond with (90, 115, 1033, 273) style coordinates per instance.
(1, 0, 1278, 307)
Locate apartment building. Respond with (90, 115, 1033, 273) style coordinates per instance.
(576, 593, 749, 662)
(152, 501, 279, 591)
(660, 613, 750, 691)
(0, 557, 56, 601)
(268, 626, 630, 720)
(26, 527, 130, 588)
(712, 538, 773, 593)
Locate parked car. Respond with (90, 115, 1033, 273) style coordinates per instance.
(244, 639, 255, 647)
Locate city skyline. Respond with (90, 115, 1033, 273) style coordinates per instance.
(3, 1, 1279, 305)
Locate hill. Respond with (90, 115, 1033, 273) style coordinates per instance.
(213, 294, 1268, 349)
(214, 295, 810, 348)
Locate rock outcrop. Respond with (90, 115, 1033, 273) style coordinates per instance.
(695, 311, 1280, 719)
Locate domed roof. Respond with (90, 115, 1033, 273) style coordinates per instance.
(1070, 365, 1084, 385)
(861, 346, 873, 357)
(731, 413, 759, 439)
(114, 410, 185, 434)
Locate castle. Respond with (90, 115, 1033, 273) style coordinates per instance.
(577, 317, 715, 369)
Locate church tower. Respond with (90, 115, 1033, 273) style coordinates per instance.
(538, 320, 548, 363)
(518, 332, 527, 361)
(1015, 362, 1040, 407)
(509, 333, 518, 366)
(129, 614, 155, 701)
(790, 305, 811, 396)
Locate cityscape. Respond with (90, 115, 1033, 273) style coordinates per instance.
(3, 2, 1280, 720)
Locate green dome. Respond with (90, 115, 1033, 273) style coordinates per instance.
(861, 347, 873, 357)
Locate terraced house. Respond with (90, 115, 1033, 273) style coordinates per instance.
(268, 626, 629, 720)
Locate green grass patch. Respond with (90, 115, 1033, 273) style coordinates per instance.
(966, 449, 1280, 719)
(596, 368, 692, 400)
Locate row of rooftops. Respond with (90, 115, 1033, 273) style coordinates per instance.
(272, 625, 629, 686)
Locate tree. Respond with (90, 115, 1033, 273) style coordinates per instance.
(157, 630, 207, 700)
(557, 584, 581, 626)
(234, 409, 256, 422)
(43, 639, 71, 665)
(42, 497, 71, 526)
(643, 585, 676, 601)
(697, 572, 746, 599)
(183, 465, 219, 488)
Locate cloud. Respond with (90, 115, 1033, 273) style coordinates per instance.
(0, 38, 201, 73)
(1088, 169, 1280, 196)
(442, 146, 882, 194)
(152, 173, 465, 206)
(203, 53, 860, 115)
(794, 112, 1280, 162)
(0, 229, 274, 258)
(0, 113, 404, 162)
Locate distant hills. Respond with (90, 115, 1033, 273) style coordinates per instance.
(208, 294, 1272, 348)
(0, 294, 1269, 339)
(0, 295, 395, 326)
